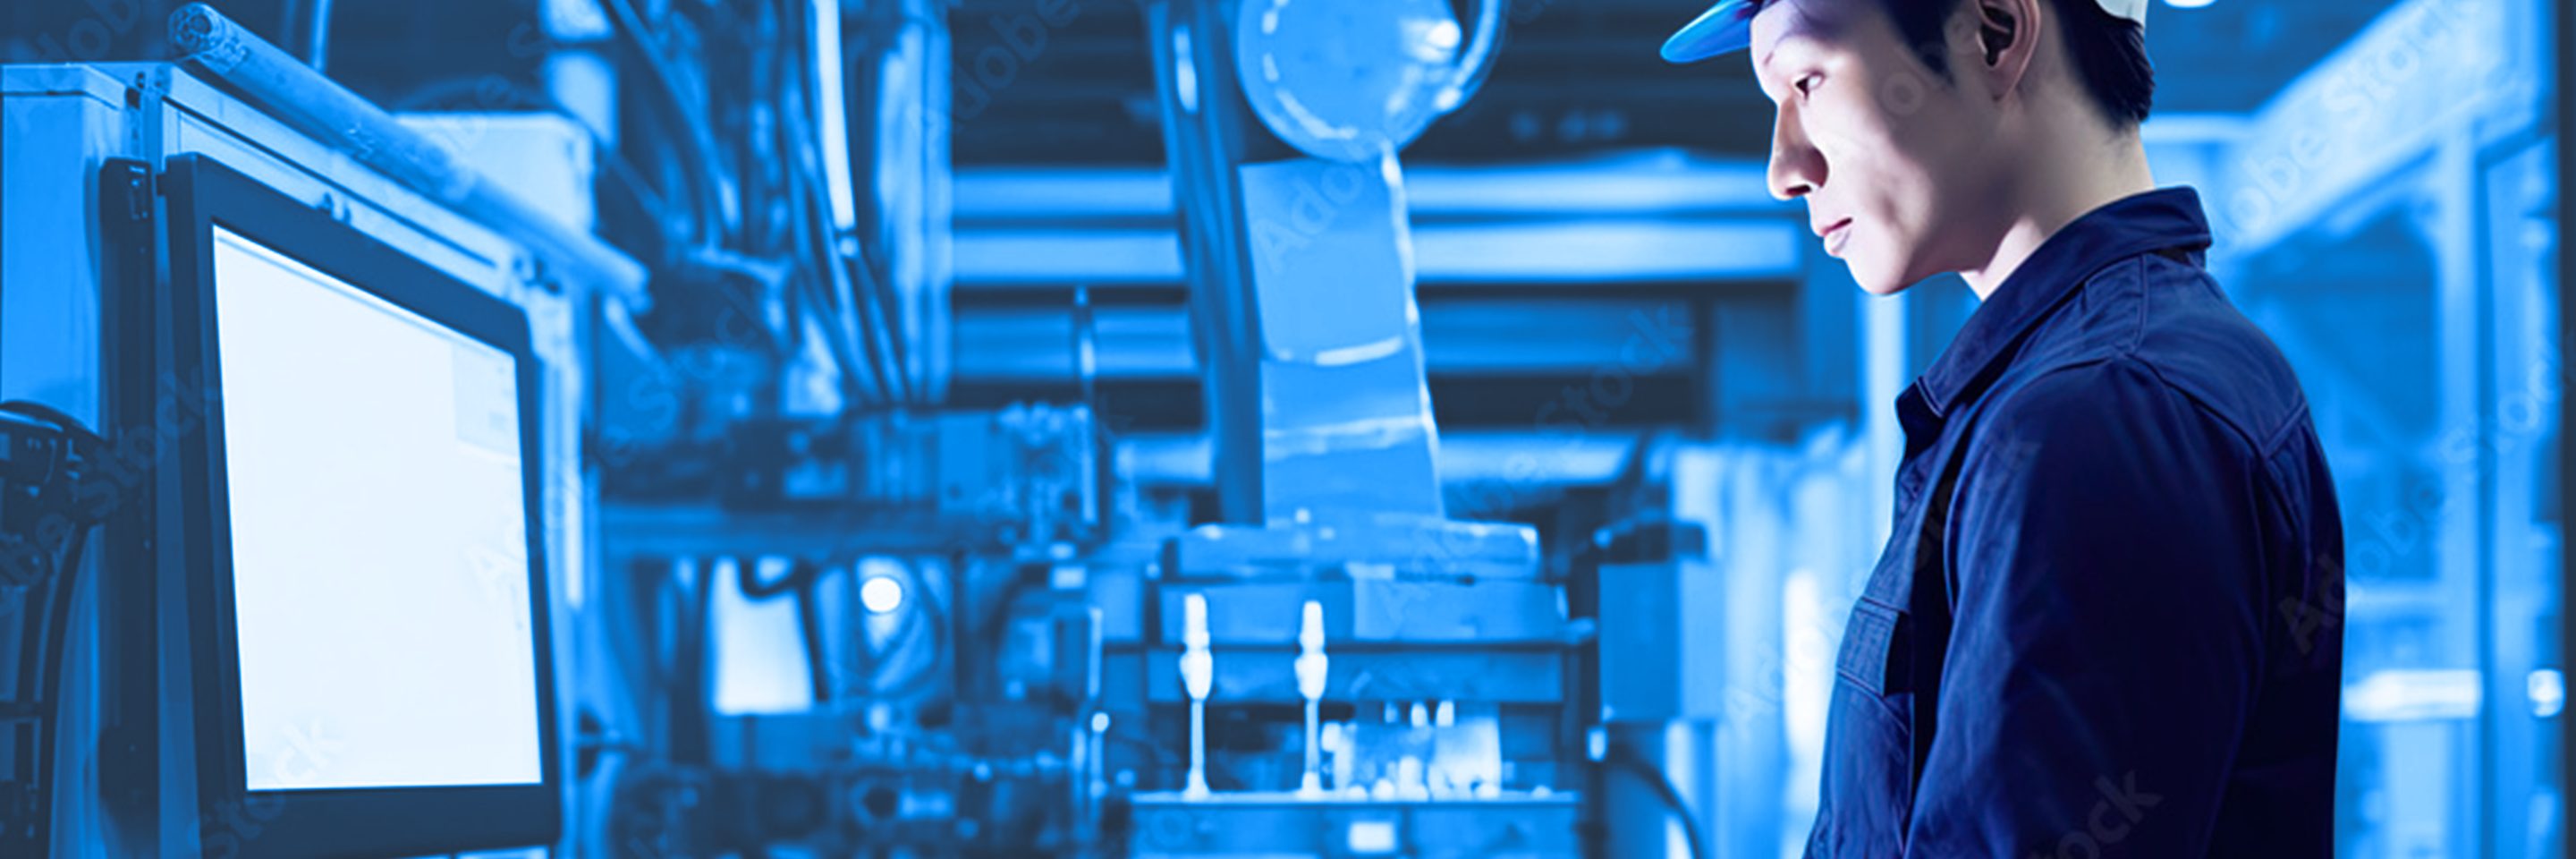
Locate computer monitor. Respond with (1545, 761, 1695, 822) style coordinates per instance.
(159, 156, 561, 857)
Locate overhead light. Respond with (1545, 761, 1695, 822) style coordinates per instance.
(2165, 0, 2216, 8)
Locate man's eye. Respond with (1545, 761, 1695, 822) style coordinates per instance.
(1793, 75, 1823, 97)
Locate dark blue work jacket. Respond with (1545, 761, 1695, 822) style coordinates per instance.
(1805, 188, 2344, 858)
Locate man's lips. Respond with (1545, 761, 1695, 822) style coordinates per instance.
(1818, 218, 1853, 254)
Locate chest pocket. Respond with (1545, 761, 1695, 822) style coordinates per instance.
(1836, 594, 1912, 697)
(1833, 427, 1983, 790)
(1840, 492, 1941, 702)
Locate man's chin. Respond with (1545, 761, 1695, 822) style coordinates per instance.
(1846, 259, 1916, 296)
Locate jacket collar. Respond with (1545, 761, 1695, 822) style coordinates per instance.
(1913, 186, 2214, 418)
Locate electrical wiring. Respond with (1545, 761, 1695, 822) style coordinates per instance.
(733, 558, 838, 705)
(787, 172, 896, 407)
(783, 132, 897, 409)
(772, 153, 880, 409)
(793, 591, 832, 705)
(0, 404, 102, 450)
(785, 270, 876, 409)
(0, 402, 106, 856)
(598, 0, 732, 251)
(979, 572, 1043, 651)
(7, 579, 41, 845)
(26, 523, 90, 859)
(801, 170, 905, 407)
(573, 0, 918, 414)
(596, 145, 686, 254)
(723, 555, 945, 704)
(758, 1, 886, 409)
(381, 77, 708, 273)
(737, 557, 823, 600)
(1602, 748, 1711, 859)
(772, 0, 910, 407)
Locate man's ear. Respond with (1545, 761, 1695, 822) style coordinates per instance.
(1957, 0, 2043, 102)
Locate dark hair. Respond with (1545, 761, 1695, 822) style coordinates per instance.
(1761, 0, 2156, 126)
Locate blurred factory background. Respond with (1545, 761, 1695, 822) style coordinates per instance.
(0, 0, 2560, 856)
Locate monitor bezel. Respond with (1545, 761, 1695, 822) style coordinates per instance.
(160, 155, 562, 858)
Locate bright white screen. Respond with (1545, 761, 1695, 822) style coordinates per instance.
(212, 225, 542, 791)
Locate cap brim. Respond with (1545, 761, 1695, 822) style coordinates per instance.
(1661, 0, 1758, 64)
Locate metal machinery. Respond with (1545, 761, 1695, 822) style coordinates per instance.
(4, 0, 2559, 857)
(573, 0, 1826, 854)
(0, 41, 618, 859)
(562, 0, 1833, 854)
(0, 0, 1841, 855)
(1103, 1, 1586, 855)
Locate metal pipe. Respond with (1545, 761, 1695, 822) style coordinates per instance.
(167, 4, 649, 308)
(1435, 0, 1507, 114)
(303, 0, 335, 72)
(275, 0, 335, 72)
(1142, 0, 1267, 523)
(2556, 0, 2573, 844)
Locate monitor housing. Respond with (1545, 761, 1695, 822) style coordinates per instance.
(157, 154, 562, 858)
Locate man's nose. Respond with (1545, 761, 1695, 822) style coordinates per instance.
(1767, 108, 1823, 201)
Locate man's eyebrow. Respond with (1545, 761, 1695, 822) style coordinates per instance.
(1754, 6, 1822, 71)
(1758, 31, 1814, 78)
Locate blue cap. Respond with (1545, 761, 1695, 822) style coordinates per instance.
(1660, 0, 1760, 64)
(1662, 0, 2148, 64)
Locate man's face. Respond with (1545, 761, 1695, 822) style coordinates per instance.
(1750, 0, 2002, 294)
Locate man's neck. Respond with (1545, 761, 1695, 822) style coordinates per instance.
(1960, 128, 2159, 302)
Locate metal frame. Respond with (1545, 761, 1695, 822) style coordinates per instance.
(166, 4, 646, 308)
(4, 60, 601, 853)
(158, 154, 563, 858)
(2558, 0, 2572, 853)
(1139, 0, 1268, 523)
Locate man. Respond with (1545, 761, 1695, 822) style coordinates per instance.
(1662, 0, 2344, 855)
